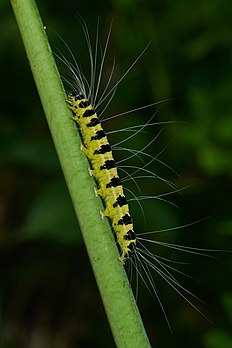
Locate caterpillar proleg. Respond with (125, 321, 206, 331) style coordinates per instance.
(57, 18, 219, 330)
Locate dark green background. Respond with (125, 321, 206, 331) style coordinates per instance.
(0, 0, 231, 347)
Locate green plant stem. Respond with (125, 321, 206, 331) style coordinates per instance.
(10, 0, 152, 347)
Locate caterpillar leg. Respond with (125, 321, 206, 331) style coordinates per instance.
(80, 145, 94, 178)
(95, 187, 103, 197)
(80, 143, 90, 157)
(100, 208, 110, 219)
(94, 187, 100, 197)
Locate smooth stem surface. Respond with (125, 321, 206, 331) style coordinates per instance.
(10, 0, 152, 347)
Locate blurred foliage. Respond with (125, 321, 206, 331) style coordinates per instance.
(203, 293, 232, 348)
(0, 0, 232, 347)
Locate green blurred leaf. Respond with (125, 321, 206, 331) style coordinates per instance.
(204, 330, 232, 348)
(20, 180, 82, 243)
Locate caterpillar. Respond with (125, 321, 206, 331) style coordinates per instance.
(57, 18, 217, 330)
(67, 91, 136, 264)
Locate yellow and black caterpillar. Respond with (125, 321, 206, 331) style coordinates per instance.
(68, 92, 136, 264)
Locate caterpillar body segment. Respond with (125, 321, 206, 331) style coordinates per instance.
(68, 91, 136, 264)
